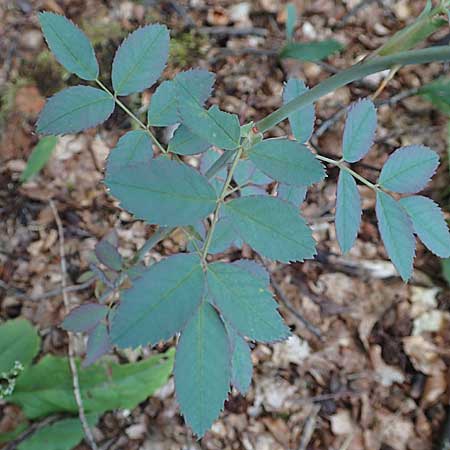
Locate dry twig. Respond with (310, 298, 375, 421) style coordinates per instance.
(49, 200, 98, 450)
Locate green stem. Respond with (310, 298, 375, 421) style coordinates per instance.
(95, 79, 167, 155)
(316, 155, 379, 191)
(201, 147, 243, 264)
(256, 46, 450, 133)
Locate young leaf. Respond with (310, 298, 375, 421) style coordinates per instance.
(279, 40, 344, 62)
(233, 159, 271, 186)
(83, 322, 111, 367)
(283, 79, 315, 143)
(285, 3, 297, 41)
(17, 415, 98, 450)
(20, 136, 58, 182)
(110, 254, 203, 348)
(335, 170, 362, 253)
(95, 239, 123, 271)
(168, 125, 211, 155)
(207, 262, 290, 342)
(0, 319, 40, 373)
(174, 71, 240, 149)
(38, 12, 98, 80)
(105, 158, 217, 226)
(62, 304, 108, 333)
(277, 184, 307, 206)
(10, 349, 174, 419)
(174, 302, 231, 437)
(224, 196, 316, 263)
(399, 195, 450, 258)
(342, 99, 377, 163)
(249, 138, 325, 186)
(208, 217, 243, 253)
(147, 80, 178, 126)
(112, 24, 169, 96)
(226, 325, 252, 394)
(37, 86, 115, 135)
(376, 191, 415, 281)
(106, 130, 153, 174)
(419, 77, 450, 115)
(378, 145, 439, 193)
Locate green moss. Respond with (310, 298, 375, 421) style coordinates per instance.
(169, 31, 207, 69)
(83, 19, 126, 47)
(0, 78, 29, 130)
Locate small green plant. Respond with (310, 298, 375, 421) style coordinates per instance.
(35, 8, 450, 437)
(0, 319, 173, 449)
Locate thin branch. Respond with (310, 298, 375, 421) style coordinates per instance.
(49, 200, 98, 450)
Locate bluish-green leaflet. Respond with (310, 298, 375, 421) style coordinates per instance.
(226, 324, 252, 394)
(147, 80, 178, 126)
(233, 159, 271, 186)
(174, 302, 231, 437)
(279, 40, 344, 62)
(168, 125, 211, 155)
(283, 79, 315, 143)
(106, 130, 153, 173)
(10, 350, 174, 419)
(207, 262, 290, 342)
(112, 24, 169, 96)
(335, 170, 361, 253)
(249, 138, 325, 186)
(342, 98, 377, 163)
(20, 136, 58, 182)
(37, 86, 115, 135)
(200, 148, 227, 195)
(173, 69, 215, 105)
(376, 191, 415, 281)
(399, 195, 450, 258)
(95, 239, 123, 270)
(110, 254, 203, 348)
(174, 71, 240, 149)
(378, 145, 439, 193)
(105, 158, 217, 226)
(17, 415, 98, 450)
(0, 319, 40, 374)
(62, 304, 108, 333)
(285, 3, 297, 40)
(38, 12, 98, 80)
(208, 217, 243, 253)
(224, 196, 316, 263)
(84, 322, 111, 367)
(277, 184, 307, 206)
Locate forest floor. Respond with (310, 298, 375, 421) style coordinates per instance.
(1, 0, 450, 449)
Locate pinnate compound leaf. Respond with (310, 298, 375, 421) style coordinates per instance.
(84, 322, 111, 367)
(376, 191, 415, 281)
(112, 24, 169, 96)
(17, 415, 98, 450)
(174, 302, 231, 437)
(226, 325, 252, 394)
(342, 99, 377, 163)
(168, 125, 211, 155)
(207, 262, 290, 342)
(224, 196, 316, 263)
(37, 86, 115, 135)
(107, 130, 153, 173)
(111, 254, 203, 348)
(10, 349, 174, 419)
(280, 40, 344, 62)
(283, 79, 315, 143)
(277, 184, 307, 206)
(20, 136, 58, 182)
(62, 304, 108, 333)
(38, 12, 98, 80)
(249, 138, 325, 186)
(378, 145, 439, 193)
(335, 170, 361, 253)
(147, 80, 178, 126)
(105, 158, 217, 226)
(399, 195, 450, 258)
(0, 319, 40, 373)
(174, 71, 240, 149)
